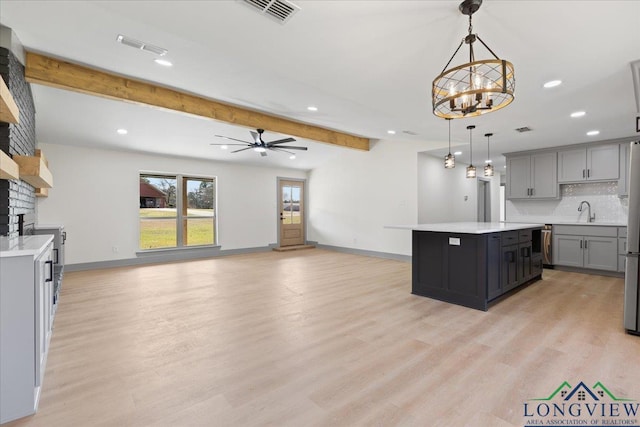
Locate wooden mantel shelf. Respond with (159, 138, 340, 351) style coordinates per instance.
(13, 150, 53, 189)
(0, 150, 20, 180)
(0, 76, 19, 124)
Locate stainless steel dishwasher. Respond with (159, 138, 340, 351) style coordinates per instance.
(542, 224, 553, 267)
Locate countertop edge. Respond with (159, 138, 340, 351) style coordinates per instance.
(0, 235, 54, 257)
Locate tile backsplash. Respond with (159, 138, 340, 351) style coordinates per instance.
(506, 181, 628, 224)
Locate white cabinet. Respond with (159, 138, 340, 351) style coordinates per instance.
(553, 225, 618, 271)
(558, 144, 619, 183)
(0, 236, 54, 424)
(507, 152, 558, 199)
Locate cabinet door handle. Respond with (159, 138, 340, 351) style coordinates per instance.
(53, 248, 59, 264)
(45, 260, 53, 282)
(587, 169, 590, 178)
(584, 240, 588, 249)
(583, 169, 586, 178)
(580, 240, 583, 249)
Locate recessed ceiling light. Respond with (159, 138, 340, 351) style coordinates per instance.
(485, 159, 492, 163)
(570, 111, 586, 118)
(154, 58, 173, 67)
(387, 130, 396, 135)
(543, 80, 562, 88)
(307, 106, 318, 112)
(454, 151, 462, 155)
(220, 145, 228, 150)
(586, 130, 600, 136)
(116, 128, 128, 135)
(289, 155, 296, 160)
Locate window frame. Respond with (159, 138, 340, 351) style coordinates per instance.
(138, 172, 217, 251)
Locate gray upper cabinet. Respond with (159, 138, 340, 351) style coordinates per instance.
(507, 152, 558, 199)
(558, 144, 619, 183)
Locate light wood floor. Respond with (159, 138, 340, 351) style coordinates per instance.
(5, 249, 640, 426)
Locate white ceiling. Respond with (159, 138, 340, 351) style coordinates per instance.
(1, 0, 639, 171)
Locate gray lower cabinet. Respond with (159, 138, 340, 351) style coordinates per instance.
(552, 225, 619, 271)
(0, 238, 54, 424)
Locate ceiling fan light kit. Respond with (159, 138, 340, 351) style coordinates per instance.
(210, 128, 306, 157)
(432, 0, 515, 119)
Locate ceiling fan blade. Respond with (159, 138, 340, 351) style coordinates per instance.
(267, 137, 296, 145)
(270, 147, 295, 155)
(231, 147, 254, 153)
(250, 131, 261, 144)
(209, 143, 249, 146)
(214, 135, 252, 144)
(260, 151, 268, 157)
(279, 146, 307, 150)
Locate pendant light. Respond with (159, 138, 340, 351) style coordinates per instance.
(484, 132, 494, 177)
(432, 0, 515, 119)
(466, 125, 476, 178)
(444, 118, 455, 168)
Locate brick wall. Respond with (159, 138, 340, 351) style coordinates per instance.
(0, 47, 37, 237)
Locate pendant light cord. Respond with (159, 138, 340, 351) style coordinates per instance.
(469, 127, 473, 165)
(448, 119, 452, 153)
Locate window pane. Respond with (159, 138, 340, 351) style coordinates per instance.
(140, 175, 177, 249)
(183, 218, 215, 246)
(282, 185, 292, 224)
(291, 186, 301, 224)
(139, 218, 177, 249)
(185, 177, 215, 217)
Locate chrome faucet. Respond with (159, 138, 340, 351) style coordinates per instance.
(578, 200, 596, 223)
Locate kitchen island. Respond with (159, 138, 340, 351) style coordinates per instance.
(388, 222, 544, 311)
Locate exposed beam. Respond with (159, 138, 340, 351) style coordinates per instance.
(25, 52, 370, 151)
(0, 76, 20, 124)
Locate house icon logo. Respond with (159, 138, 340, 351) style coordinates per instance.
(523, 381, 639, 426)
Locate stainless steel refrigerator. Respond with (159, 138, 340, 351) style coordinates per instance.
(624, 141, 640, 335)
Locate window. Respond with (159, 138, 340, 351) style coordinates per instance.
(139, 173, 216, 250)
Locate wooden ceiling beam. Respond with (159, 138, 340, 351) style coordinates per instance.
(24, 52, 370, 151)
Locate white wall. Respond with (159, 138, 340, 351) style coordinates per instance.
(37, 143, 307, 265)
(308, 139, 424, 257)
(417, 153, 501, 223)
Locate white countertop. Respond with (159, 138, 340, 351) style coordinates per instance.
(385, 222, 544, 234)
(0, 235, 54, 257)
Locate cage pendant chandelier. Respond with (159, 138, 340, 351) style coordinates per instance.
(432, 0, 515, 119)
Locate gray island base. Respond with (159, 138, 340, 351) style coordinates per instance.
(389, 223, 544, 311)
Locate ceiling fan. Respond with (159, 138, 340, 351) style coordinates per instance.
(210, 128, 307, 157)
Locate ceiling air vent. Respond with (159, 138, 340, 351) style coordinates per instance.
(239, 0, 300, 24)
(116, 34, 168, 56)
(515, 126, 533, 133)
(402, 130, 418, 136)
